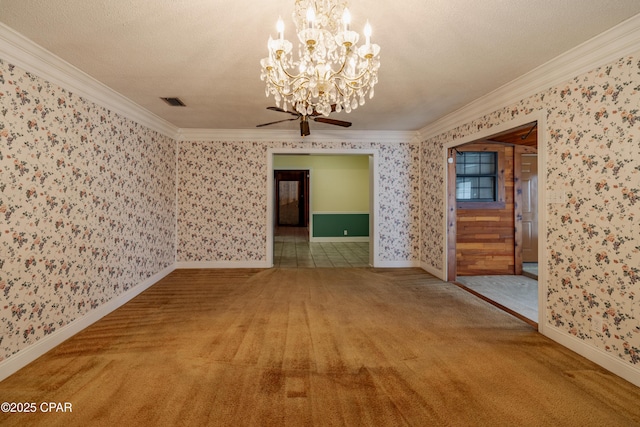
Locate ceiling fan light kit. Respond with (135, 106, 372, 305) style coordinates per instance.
(260, 0, 381, 131)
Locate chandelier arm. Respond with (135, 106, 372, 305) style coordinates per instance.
(275, 60, 303, 81)
(328, 47, 351, 79)
(266, 75, 316, 109)
(298, 87, 314, 108)
(269, 60, 314, 98)
(265, 70, 309, 97)
(313, 56, 373, 104)
(335, 62, 375, 89)
(269, 61, 319, 108)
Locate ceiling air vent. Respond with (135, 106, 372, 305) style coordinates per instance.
(161, 97, 186, 107)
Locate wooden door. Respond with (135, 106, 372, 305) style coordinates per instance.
(521, 154, 538, 262)
(275, 170, 309, 227)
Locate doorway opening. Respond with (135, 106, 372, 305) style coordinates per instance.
(268, 151, 377, 268)
(275, 169, 309, 228)
(446, 120, 539, 326)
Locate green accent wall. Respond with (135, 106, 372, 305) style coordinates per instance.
(313, 213, 369, 237)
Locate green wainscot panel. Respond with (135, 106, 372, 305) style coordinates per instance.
(313, 214, 369, 237)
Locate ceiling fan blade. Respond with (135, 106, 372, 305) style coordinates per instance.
(266, 106, 299, 117)
(313, 117, 352, 127)
(256, 118, 298, 127)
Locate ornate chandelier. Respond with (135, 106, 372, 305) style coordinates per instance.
(260, 0, 381, 118)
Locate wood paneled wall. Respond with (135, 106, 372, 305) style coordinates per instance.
(456, 144, 515, 276)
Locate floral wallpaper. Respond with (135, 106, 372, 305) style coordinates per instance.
(0, 60, 176, 362)
(421, 53, 640, 368)
(421, 140, 445, 272)
(177, 140, 420, 263)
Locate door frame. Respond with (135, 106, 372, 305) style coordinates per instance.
(274, 169, 309, 227)
(515, 151, 539, 268)
(443, 111, 546, 331)
(267, 148, 378, 268)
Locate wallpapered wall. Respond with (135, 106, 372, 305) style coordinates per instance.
(421, 140, 445, 273)
(176, 141, 420, 263)
(421, 54, 640, 368)
(0, 60, 177, 361)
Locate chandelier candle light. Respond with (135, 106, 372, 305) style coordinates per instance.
(260, 0, 381, 120)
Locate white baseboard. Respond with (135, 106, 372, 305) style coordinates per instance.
(542, 324, 640, 388)
(420, 262, 446, 280)
(176, 261, 271, 269)
(0, 264, 175, 382)
(374, 260, 421, 268)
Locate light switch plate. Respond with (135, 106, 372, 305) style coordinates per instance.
(547, 190, 566, 204)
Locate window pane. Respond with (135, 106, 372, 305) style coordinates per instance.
(456, 178, 471, 199)
(465, 153, 479, 164)
(463, 163, 480, 174)
(480, 152, 494, 163)
(468, 177, 479, 189)
(479, 177, 494, 188)
(480, 162, 495, 174)
(479, 188, 494, 199)
(455, 151, 497, 202)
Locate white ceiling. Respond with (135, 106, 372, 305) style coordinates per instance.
(1, 1, 640, 132)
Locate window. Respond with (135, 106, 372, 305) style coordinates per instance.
(456, 151, 497, 202)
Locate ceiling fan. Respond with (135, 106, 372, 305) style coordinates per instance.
(256, 106, 352, 136)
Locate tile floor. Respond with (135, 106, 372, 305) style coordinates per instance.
(522, 262, 538, 278)
(455, 275, 539, 323)
(273, 227, 370, 268)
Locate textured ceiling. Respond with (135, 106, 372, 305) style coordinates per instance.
(1, 1, 640, 132)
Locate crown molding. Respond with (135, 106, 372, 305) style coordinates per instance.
(176, 128, 419, 144)
(0, 23, 179, 139)
(419, 12, 640, 140)
(0, 22, 417, 145)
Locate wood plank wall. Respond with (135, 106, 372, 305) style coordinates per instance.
(456, 144, 515, 276)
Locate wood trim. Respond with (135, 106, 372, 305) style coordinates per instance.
(447, 150, 457, 281)
(514, 147, 524, 275)
(304, 171, 310, 227)
(514, 145, 539, 273)
(456, 200, 506, 210)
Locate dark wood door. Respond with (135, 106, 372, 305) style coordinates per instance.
(275, 170, 309, 227)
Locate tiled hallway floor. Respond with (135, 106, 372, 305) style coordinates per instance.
(523, 262, 538, 278)
(274, 227, 370, 268)
(456, 275, 539, 324)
